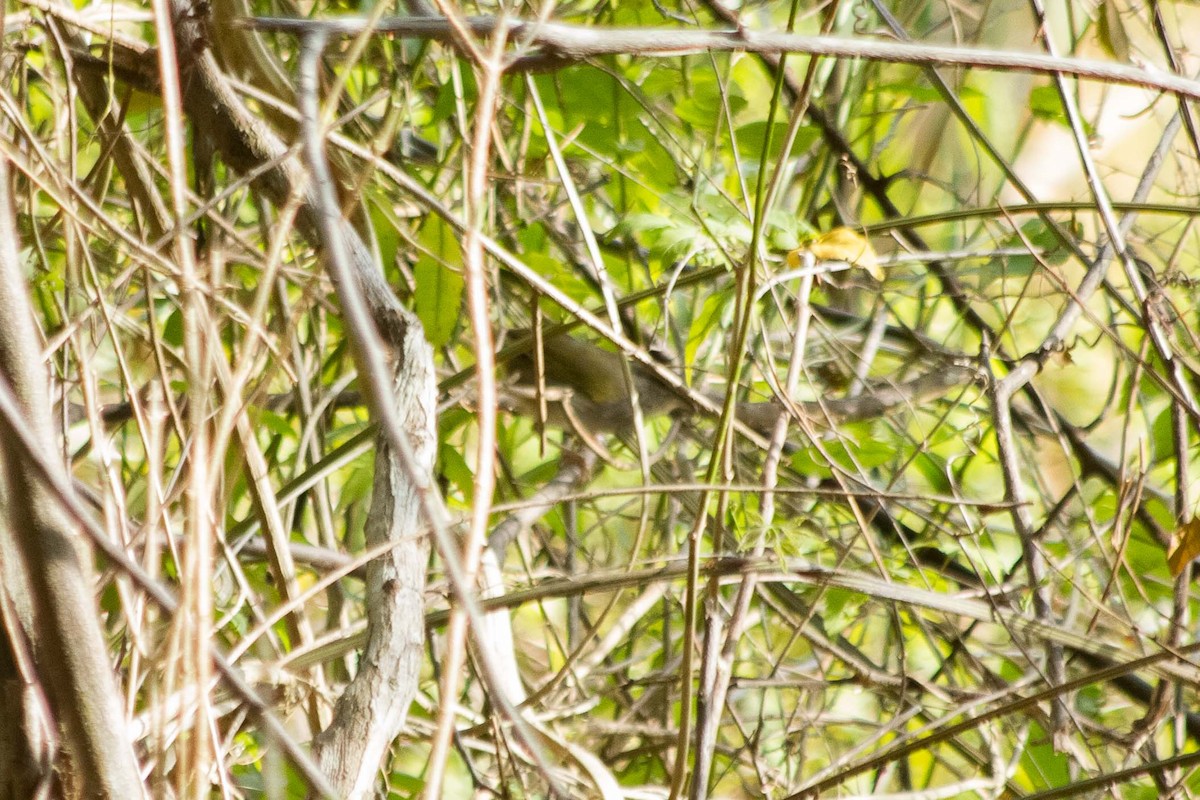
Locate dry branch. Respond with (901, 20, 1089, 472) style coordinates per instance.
(246, 14, 1200, 101)
(0, 156, 145, 798)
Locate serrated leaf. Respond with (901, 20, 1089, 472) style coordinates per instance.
(1167, 515, 1200, 576)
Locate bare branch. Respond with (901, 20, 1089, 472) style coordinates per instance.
(0, 156, 146, 798)
(245, 14, 1200, 101)
(291, 32, 436, 798)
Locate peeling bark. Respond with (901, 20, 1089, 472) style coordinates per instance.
(311, 308, 435, 797)
(161, 4, 437, 794)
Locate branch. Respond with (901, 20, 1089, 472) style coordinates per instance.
(0, 298, 340, 799)
(288, 32, 436, 799)
(245, 15, 1200, 102)
(502, 331, 980, 435)
(0, 157, 146, 797)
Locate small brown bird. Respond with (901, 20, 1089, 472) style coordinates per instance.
(501, 330, 978, 438)
(505, 333, 685, 434)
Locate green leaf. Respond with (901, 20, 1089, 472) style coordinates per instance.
(1019, 723, 1069, 788)
(653, 222, 708, 259)
(438, 441, 474, 504)
(846, 424, 897, 469)
(1074, 684, 1104, 718)
(338, 448, 376, 511)
(765, 208, 806, 251)
(1151, 404, 1175, 461)
(822, 587, 865, 636)
(1097, 0, 1130, 61)
(611, 212, 675, 237)
(1028, 85, 1060, 117)
(789, 424, 894, 478)
(253, 408, 296, 440)
(523, 251, 595, 304)
(735, 120, 817, 161)
(910, 453, 952, 494)
(685, 291, 730, 379)
(1029, 85, 1094, 136)
(789, 446, 834, 480)
(367, 189, 403, 275)
(413, 219, 464, 347)
(671, 70, 747, 132)
(163, 307, 184, 348)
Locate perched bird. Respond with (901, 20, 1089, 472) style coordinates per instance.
(501, 329, 978, 437)
(504, 332, 684, 434)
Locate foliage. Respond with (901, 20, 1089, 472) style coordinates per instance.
(4, 0, 1200, 796)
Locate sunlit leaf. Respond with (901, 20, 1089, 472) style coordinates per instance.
(1029, 84, 1095, 135)
(1167, 515, 1200, 576)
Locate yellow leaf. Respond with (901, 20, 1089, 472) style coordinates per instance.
(1167, 516, 1200, 576)
(807, 227, 883, 281)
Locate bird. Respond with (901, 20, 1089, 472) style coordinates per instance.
(503, 331, 685, 434)
(499, 328, 979, 437)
